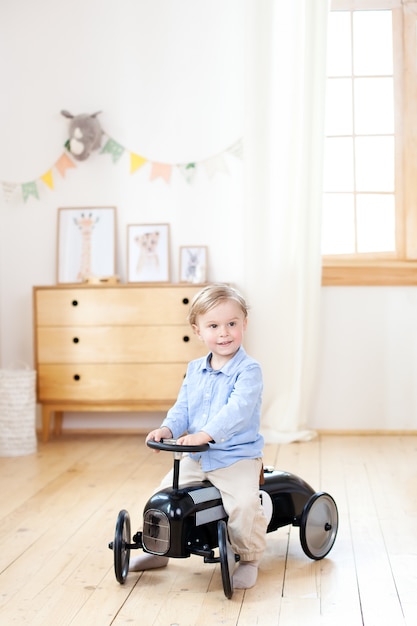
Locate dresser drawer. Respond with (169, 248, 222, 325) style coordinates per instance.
(36, 326, 204, 363)
(37, 363, 188, 402)
(35, 286, 200, 326)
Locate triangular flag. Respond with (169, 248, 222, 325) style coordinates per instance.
(204, 154, 229, 179)
(228, 138, 243, 159)
(56, 152, 76, 177)
(150, 162, 172, 184)
(22, 181, 39, 202)
(41, 169, 54, 190)
(101, 138, 124, 163)
(2, 181, 18, 202)
(177, 162, 197, 184)
(130, 152, 147, 174)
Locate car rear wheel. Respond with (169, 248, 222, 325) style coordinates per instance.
(300, 493, 338, 560)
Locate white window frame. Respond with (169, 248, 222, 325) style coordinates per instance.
(323, 0, 417, 285)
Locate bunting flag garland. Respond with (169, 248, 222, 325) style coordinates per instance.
(0, 131, 243, 204)
(100, 138, 125, 163)
(41, 170, 54, 190)
(204, 154, 229, 179)
(150, 161, 172, 184)
(2, 182, 18, 203)
(228, 138, 243, 159)
(55, 152, 76, 177)
(22, 182, 39, 203)
(130, 152, 147, 174)
(177, 162, 197, 184)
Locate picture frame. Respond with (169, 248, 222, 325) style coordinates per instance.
(57, 207, 116, 284)
(127, 223, 171, 283)
(179, 246, 208, 284)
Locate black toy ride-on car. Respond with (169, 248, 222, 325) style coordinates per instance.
(109, 439, 338, 599)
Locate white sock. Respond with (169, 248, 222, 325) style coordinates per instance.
(129, 554, 169, 571)
(232, 560, 259, 589)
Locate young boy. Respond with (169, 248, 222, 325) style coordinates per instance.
(130, 283, 267, 589)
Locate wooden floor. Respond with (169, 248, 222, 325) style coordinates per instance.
(0, 433, 416, 625)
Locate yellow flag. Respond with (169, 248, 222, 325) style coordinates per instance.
(130, 152, 147, 174)
(41, 169, 54, 190)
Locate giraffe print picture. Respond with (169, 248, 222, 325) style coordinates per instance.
(57, 207, 116, 283)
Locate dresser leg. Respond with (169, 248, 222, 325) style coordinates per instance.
(42, 406, 51, 443)
(54, 411, 63, 437)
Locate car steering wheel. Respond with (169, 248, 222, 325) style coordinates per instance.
(147, 438, 210, 453)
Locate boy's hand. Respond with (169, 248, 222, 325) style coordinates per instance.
(146, 426, 173, 452)
(177, 431, 212, 447)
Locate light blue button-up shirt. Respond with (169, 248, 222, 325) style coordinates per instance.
(161, 346, 264, 471)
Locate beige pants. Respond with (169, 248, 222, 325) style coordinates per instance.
(156, 455, 268, 562)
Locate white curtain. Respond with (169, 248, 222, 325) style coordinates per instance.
(243, 1, 329, 443)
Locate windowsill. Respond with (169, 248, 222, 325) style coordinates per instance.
(322, 259, 417, 286)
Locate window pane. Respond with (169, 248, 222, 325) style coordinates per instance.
(323, 137, 354, 192)
(353, 11, 393, 76)
(327, 12, 351, 76)
(356, 194, 395, 252)
(325, 78, 353, 136)
(354, 77, 394, 134)
(355, 136, 394, 192)
(322, 193, 355, 254)
(323, 7, 397, 259)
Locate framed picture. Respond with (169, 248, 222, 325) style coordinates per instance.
(179, 246, 208, 283)
(127, 223, 171, 283)
(57, 207, 116, 284)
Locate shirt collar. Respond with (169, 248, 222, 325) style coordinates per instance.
(201, 345, 246, 375)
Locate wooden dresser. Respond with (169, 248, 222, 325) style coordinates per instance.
(33, 284, 206, 442)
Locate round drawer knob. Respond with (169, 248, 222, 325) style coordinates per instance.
(72, 300, 78, 307)
(183, 335, 190, 342)
(73, 337, 79, 344)
(182, 297, 189, 305)
(73, 374, 80, 381)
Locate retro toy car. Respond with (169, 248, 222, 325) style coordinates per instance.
(109, 439, 338, 598)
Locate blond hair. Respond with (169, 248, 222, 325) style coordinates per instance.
(187, 283, 249, 326)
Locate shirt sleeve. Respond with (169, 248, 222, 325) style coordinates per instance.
(160, 369, 190, 438)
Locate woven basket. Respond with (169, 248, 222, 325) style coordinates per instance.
(0, 367, 37, 457)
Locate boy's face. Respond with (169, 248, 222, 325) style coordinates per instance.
(192, 299, 247, 364)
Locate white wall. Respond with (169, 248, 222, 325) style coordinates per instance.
(1, 0, 416, 433)
(311, 287, 417, 431)
(0, 0, 246, 433)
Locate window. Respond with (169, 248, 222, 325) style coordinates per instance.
(322, 0, 417, 285)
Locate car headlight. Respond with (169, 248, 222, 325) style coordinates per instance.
(142, 509, 170, 554)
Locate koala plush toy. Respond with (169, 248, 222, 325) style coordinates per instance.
(61, 110, 103, 161)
